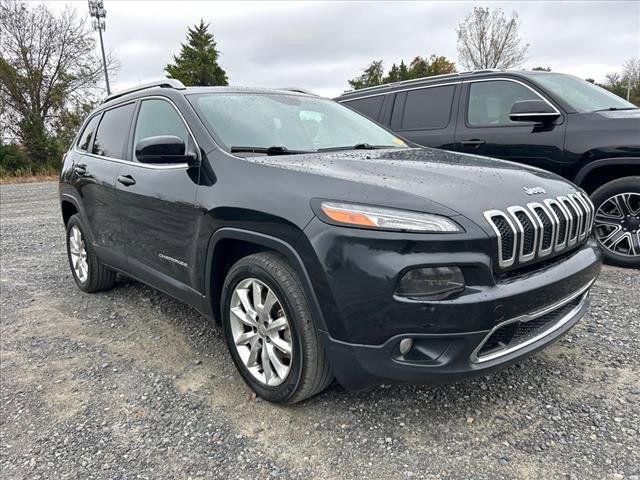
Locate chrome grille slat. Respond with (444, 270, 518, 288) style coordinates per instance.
(484, 191, 593, 270)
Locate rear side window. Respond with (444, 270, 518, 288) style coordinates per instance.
(133, 99, 190, 150)
(401, 85, 455, 130)
(76, 115, 100, 151)
(343, 96, 384, 121)
(92, 103, 135, 159)
(467, 80, 541, 126)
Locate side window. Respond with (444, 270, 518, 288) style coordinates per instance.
(92, 103, 135, 159)
(467, 80, 542, 127)
(401, 85, 456, 130)
(344, 96, 384, 121)
(76, 115, 100, 151)
(133, 99, 189, 155)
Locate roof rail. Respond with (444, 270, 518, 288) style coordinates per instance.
(339, 69, 505, 97)
(103, 79, 186, 104)
(279, 87, 319, 96)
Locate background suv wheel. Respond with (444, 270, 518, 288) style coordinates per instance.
(65, 214, 116, 292)
(221, 252, 333, 403)
(591, 177, 640, 268)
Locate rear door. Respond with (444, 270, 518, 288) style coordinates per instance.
(389, 83, 459, 149)
(453, 78, 566, 173)
(72, 102, 135, 266)
(116, 97, 201, 290)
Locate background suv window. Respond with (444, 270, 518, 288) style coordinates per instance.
(401, 85, 455, 130)
(92, 103, 135, 159)
(76, 115, 100, 152)
(133, 99, 189, 152)
(467, 80, 541, 126)
(344, 96, 384, 121)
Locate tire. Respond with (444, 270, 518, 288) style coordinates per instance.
(221, 252, 333, 403)
(591, 176, 640, 268)
(65, 214, 116, 292)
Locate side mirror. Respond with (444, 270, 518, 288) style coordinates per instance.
(135, 135, 198, 165)
(509, 100, 560, 123)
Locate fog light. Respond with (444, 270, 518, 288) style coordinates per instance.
(396, 266, 465, 299)
(399, 338, 413, 355)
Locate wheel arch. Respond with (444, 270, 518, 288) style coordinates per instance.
(573, 158, 640, 194)
(205, 228, 328, 332)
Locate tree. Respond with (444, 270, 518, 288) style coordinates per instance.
(532, 66, 551, 72)
(165, 20, 228, 86)
(0, 1, 113, 165)
(600, 59, 640, 106)
(456, 7, 529, 70)
(348, 55, 456, 90)
(348, 60, 384, 90)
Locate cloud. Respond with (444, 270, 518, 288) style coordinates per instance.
(46, 1, 639, 96)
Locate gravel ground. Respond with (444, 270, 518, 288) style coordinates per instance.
(1, 181, 639, 480)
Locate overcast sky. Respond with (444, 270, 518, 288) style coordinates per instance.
(46, 1, 640, 97)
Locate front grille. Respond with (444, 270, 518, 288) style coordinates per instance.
(473, 292, 586, 362)
(484, 191, 594, 269)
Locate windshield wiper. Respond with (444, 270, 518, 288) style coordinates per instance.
(317, 143, 401, 152)
(593, 107, 638, 112)
(230, 146, 314, 156)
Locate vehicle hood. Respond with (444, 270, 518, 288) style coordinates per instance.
(249, 147, 581, 227)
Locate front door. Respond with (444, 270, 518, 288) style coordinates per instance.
(116, 97, 201, 290)
(454, 79, 566, 174)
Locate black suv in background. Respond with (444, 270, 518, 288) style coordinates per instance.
(60, 80, 601, 403)
(336, 70, 640, 268)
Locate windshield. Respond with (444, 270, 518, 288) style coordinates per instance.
(189, 92, 406, 153)
(529, 73, 637, 113)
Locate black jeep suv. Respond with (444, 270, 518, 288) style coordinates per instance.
(60, 79, 601, 403)
(336, 70, 640, 268)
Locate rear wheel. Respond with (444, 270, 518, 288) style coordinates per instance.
(66, 214, 116, 292)
(591, 177, 640, 268)
(221, 252, 332, 403)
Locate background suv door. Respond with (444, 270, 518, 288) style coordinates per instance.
(453, 79, 566, 173)
(72, 103, 135, 266)
(116, 97, 201, 292)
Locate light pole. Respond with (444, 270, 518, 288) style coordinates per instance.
(88, 0, 110, 95)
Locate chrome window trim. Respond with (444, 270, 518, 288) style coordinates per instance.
(462, 77, 561, 116)
(483, 210, 517, 268)
(338, 81, 462, 103)
(72, 95, 199, 171)
(527, 202, 555, 257)
(544, 198, 568, 251)
(470, 280, 594, 363)
(506, 205, 537, 263)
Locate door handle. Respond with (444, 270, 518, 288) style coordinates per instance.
(117, 174, 136, 187)
(460, 139, 486, 147)
(73, 163, 87, 175)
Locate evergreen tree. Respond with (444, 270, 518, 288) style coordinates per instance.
(348, 60, 384, 90)
(398, 61, 411, 81)
(165, 20, 228, 86)
(383, 63, 400, 84)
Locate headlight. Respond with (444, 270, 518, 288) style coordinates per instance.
(319, 201, 462, 233)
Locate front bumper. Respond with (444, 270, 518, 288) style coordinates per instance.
(321, 279, 593, 390)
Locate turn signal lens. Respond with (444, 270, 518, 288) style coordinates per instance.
(320, 202, 462, 233)
(396, 266, 465, 299)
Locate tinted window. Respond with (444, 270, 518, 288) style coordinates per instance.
(92, 103, 135, 159)
(133, 99, 189, 151)
(401, 85, 455, 130)
(467, 81, 541, 126)
(344, 96, 384, 121)
(76, 115, 100, 151)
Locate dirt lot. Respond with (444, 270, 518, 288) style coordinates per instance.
(1, 181, 639, 480)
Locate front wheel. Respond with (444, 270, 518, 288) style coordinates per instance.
(221, 252, 333, 403)
(591, 176, 640, 268)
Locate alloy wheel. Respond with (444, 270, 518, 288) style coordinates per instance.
(594, 192, 640, 258)
(229, 278, 293, 386)
(69, 225, 89, 283)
